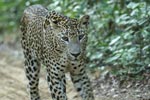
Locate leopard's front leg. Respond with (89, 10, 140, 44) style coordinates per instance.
(46, 61, 67, 100)
(23, 51, 41, 100)
(70, 62, 94, 100)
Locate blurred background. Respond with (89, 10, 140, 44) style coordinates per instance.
(0, 0, 150, 100)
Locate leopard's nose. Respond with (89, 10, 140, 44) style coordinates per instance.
(71, 52, 80, 58)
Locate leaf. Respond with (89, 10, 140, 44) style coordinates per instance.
(127, 2, 139, 9)
(105, 54, 121, 63)
(109, 36, 121, 45)
(90, 52, 103, 60)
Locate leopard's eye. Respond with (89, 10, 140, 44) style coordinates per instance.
(79, 34, 85, 40)
(62, 36, 69, 42)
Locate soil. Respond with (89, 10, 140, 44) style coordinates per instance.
(0, 43, 150, 100)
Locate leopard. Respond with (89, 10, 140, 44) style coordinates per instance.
(20, 4, 94, 100)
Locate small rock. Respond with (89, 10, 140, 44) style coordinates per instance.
(120, 89, 127, 93)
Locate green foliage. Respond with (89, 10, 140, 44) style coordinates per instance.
(0, 0, 23, 33)
(0, 0, 49, 33)
(86, 1, 150, 78)
(1, 0, 150, 79)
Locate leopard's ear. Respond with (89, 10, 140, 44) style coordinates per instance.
(43, 11, 59, 30)
(49, 11, 60, 26)
(80, 15, 90, 28)
(43, 18, 50, 30)
(44, 11, 69, 29)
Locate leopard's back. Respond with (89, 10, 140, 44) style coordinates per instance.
(20, 5, 48, 51)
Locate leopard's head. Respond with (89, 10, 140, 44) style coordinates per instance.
(44, 11, 90, 61)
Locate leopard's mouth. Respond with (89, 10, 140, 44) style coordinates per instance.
(67, 54, 83, 61)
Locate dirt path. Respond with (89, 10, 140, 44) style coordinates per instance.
(0, 44, 150, 100)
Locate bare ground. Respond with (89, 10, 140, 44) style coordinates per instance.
(0, 43, 150, 100)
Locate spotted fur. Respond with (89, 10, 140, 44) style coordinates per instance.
(20, 4, 94, 100)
